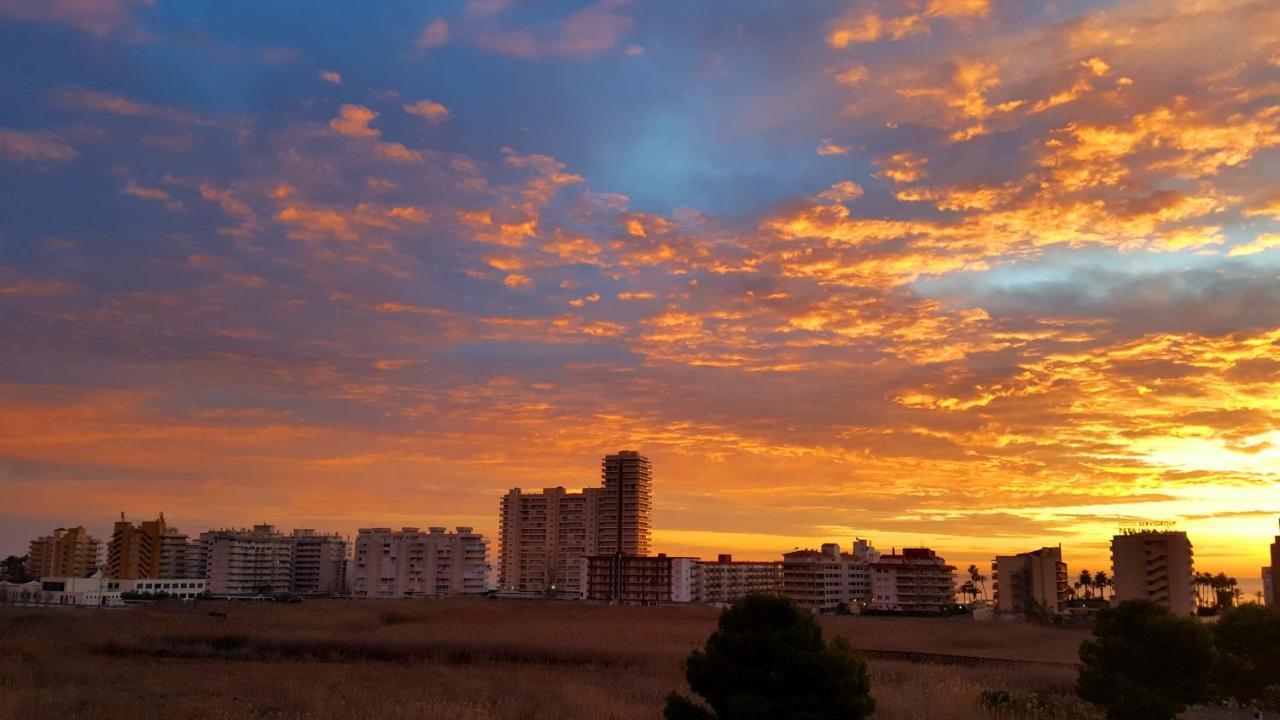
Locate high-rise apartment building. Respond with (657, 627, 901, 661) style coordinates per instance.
(598, 451, 652, 556)
(871, 548, 957, 613)
(992, 546, 1069, 615)
(498, 486, 603, 594)
(26, 527, 102, 579)
(106, 514, 195, 579)
(198, 525, 294, 596)
(1110, 530, 1196, 616)
(290, 529, 349, 596)
(698, 554, 783, 604)
(350, 527, 487, 598)
(498, 450, 652, 594)
(783, 539, 880, 613)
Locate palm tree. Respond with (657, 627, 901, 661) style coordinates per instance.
(1213, 572, 1230, 608)
(1079, 569, 1093, 599)
(1194, 572, 1211, 609)
(967, 565, 988, 602)
(1093, 570, 1110, 601)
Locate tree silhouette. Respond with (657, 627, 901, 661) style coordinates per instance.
(0, 555, 30, 583)
(1212, 604, 1280, 711)
(967, 564, 988, 602)
(1079, 569, 1094, 599)
(664, 594, 875, 720)
(1078, 600, 1214, 720)
(1094, 570, 1110, 601)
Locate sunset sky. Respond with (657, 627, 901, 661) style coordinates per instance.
(2, 0, 1279, 589)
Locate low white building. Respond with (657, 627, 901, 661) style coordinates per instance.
(106, 577, 209, 600)
(0, 573, 123, 607)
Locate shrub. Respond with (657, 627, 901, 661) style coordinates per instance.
(663, 594, 875, 720)
(1077, 600, 1214, 720)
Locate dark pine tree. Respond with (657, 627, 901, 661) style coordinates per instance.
(664, 594, 875, 720)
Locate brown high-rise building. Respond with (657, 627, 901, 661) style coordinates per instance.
(291, 529, 349, 596)
(498, 450, 653, 594)
(26, 527, 102, 578)
(992, 546, 1069, 615)
(598, 451, 653, 556)
(107, 514, 194, 579)
(1111, 530, 1196, 616)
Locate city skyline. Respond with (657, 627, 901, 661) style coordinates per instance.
(3, 0, 1280, 593)
(6, 450, 1275, 599)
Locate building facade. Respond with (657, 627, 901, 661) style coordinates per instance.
(992, 546, 1069, 615)
(107, 514, 195, 579)
(871, 548, 957, 613)
(199, 525, 294, 596)
(497, 450, 652, 595)
(580, 553, 696, 604)
(1, 572, 123, 607)
(498, 486, 603, 595)
(106, 577, 209, 600)
(597, 451, 653, 556)
(290, 529, 348, 596)
(27, 527, 102, 579)
(1110, 530, 1196, 616)
(350, 526, 487, 598)
(698, 554, 783, 604)
(782, 539, 880, 613)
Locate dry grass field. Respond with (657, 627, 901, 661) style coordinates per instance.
(0, 599, 1098, 720)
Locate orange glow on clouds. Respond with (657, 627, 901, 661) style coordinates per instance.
(0, 0, 1278, 589)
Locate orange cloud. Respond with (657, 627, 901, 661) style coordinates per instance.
(0, 128, 77, 161)
(329, 104, 380, 138)
(403, 100, 449, 122)
(0, 0, 148, 36)
(53, 88, 203, 124)
(816, 139, 852, 156)
(416, 17, 449, 48)
(477, 0, 633, 59)
(374, 141, 423, 162)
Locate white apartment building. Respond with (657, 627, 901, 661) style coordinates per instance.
(351, 526, 487, 599)
(198, 525, 294, 596)
(499, 486, 602, 595)
(1110, 530, 1196, 616)
(871, 548, 957, 613)
(782, 539, 880, 613)
(290, 529, 348, 596)
(698, 554, 783, 604)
